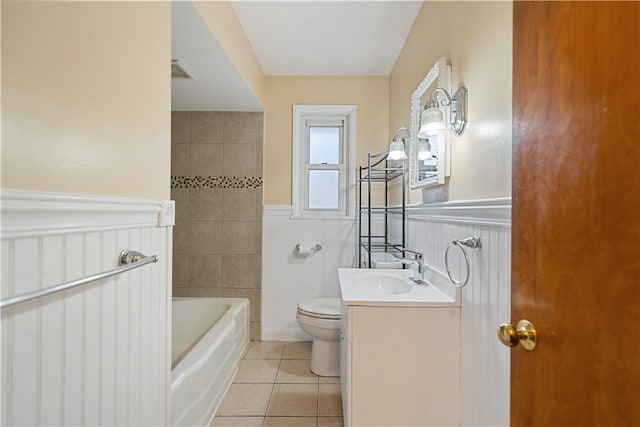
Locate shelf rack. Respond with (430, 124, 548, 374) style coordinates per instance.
(357, 151, 406, 268)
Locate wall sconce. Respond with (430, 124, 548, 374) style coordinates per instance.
(387, 127, 410, 160)
(417, 139, 432, 160)
(417, 87, 468, 137)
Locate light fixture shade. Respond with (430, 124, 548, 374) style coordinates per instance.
(387, 137, 407, 160)
(417, 107, 446, 138)
(417, 139, 432, 160)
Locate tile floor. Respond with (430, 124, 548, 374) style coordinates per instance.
(212, 341, 343, 427)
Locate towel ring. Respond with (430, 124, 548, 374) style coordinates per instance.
(445, 236, 481, 288)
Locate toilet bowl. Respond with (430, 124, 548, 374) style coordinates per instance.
(296, 297, 341, 377)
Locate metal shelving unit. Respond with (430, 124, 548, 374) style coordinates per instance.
(357, 151, 406, 268)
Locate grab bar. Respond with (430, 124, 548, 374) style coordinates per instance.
(0, 249, 158, 309)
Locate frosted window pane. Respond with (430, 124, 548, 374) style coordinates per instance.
(309, 127, 340, 164)
(308, 170, 339, 209)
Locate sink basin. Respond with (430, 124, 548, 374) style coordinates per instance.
(339, 268, 457, 305)
(354, 273, 412, 295)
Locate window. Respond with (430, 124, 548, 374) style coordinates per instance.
(292, 105, 356, 218)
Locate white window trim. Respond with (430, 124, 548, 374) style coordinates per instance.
(292, 105, 356, 219)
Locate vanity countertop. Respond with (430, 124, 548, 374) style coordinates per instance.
(338, 268, 459, 307)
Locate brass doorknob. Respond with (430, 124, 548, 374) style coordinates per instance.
(497, 319, 537, 351)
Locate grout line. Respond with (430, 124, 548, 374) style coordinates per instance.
(262, 382, 275, 426)
(316, 380, 320, 419)
(261, 354, 282, 423)
(216, 342, 343, 426)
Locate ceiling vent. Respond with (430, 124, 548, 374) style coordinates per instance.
(171, 60, 195, 80)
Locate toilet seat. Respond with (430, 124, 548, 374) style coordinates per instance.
(297, 298, 340, 320)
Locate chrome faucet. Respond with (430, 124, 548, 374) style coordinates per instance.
(398, 250, 428, 285)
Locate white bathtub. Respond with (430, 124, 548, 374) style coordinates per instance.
(170, 297, 249, 426)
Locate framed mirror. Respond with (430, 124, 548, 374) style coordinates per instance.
(409, 57, 452, 189)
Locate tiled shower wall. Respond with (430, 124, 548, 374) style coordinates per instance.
(171, 111, 263, 340)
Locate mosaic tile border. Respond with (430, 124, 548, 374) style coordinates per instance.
(171, 176, 263, 189)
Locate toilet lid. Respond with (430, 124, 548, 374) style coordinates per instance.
(297, 298, 341, 319)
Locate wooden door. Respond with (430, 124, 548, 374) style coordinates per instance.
(512, 2, 640, 425)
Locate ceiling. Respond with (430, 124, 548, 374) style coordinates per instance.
(171, 1, 422, 111)
(171, 1, 263, 111)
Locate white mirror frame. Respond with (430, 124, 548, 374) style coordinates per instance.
(409, 57, 452, 189)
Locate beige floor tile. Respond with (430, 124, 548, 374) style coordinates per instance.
(318, 384, 343, 417)
(319, 376, 340, 384)
(210, 416, 264, 426)
(276, 359, 319, 384)
(234, 359, 280, 383)
(266, 383, 318, 417)
(216, 383, 273, 416)
(244, 341, 286, 359)
(282, 341, 312, 359)
(317, 416, 344, 427)
(263, 416, 317, 427)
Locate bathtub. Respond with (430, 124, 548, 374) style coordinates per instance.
(170, 297, 250, 426)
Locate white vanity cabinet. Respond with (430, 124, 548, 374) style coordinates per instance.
(340, 303, 460, 427)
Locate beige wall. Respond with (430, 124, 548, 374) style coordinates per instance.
(1, 1, 171, 199)
(390, 1, 512, 203)
(263, 76, 389, 205)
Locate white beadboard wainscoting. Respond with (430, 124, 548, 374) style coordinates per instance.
(261, 206, 356, 340)
(0, 189, 174, 426)
(402, 197, 511, 427)
(261, 198, 511, 426)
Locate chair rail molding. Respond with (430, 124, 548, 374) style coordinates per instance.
(407, 197, 511, 227)
(1, 189, 175, 239)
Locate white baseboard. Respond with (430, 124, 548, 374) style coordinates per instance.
(261, 327, 311, 342)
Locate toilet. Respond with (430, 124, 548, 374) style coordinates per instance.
(296, 297, 341, 377)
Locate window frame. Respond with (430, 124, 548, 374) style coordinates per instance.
(292, 105, 356, 219)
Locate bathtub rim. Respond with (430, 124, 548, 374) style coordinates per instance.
(171, 297, 249, 385)
(171, 298, 233, 369)
(170, 297, 250, 427)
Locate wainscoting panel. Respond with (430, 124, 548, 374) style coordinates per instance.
(261, 198, 511, 426)
(404, 198, 511, 427)
(0, 189, 174, 426)
(261, 206, 356, 340)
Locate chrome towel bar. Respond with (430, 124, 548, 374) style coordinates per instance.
(0, 249, 158, 309)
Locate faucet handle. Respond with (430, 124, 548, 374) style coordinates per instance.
(402, 249, 423, 261)
(397, 259, 419, 269)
